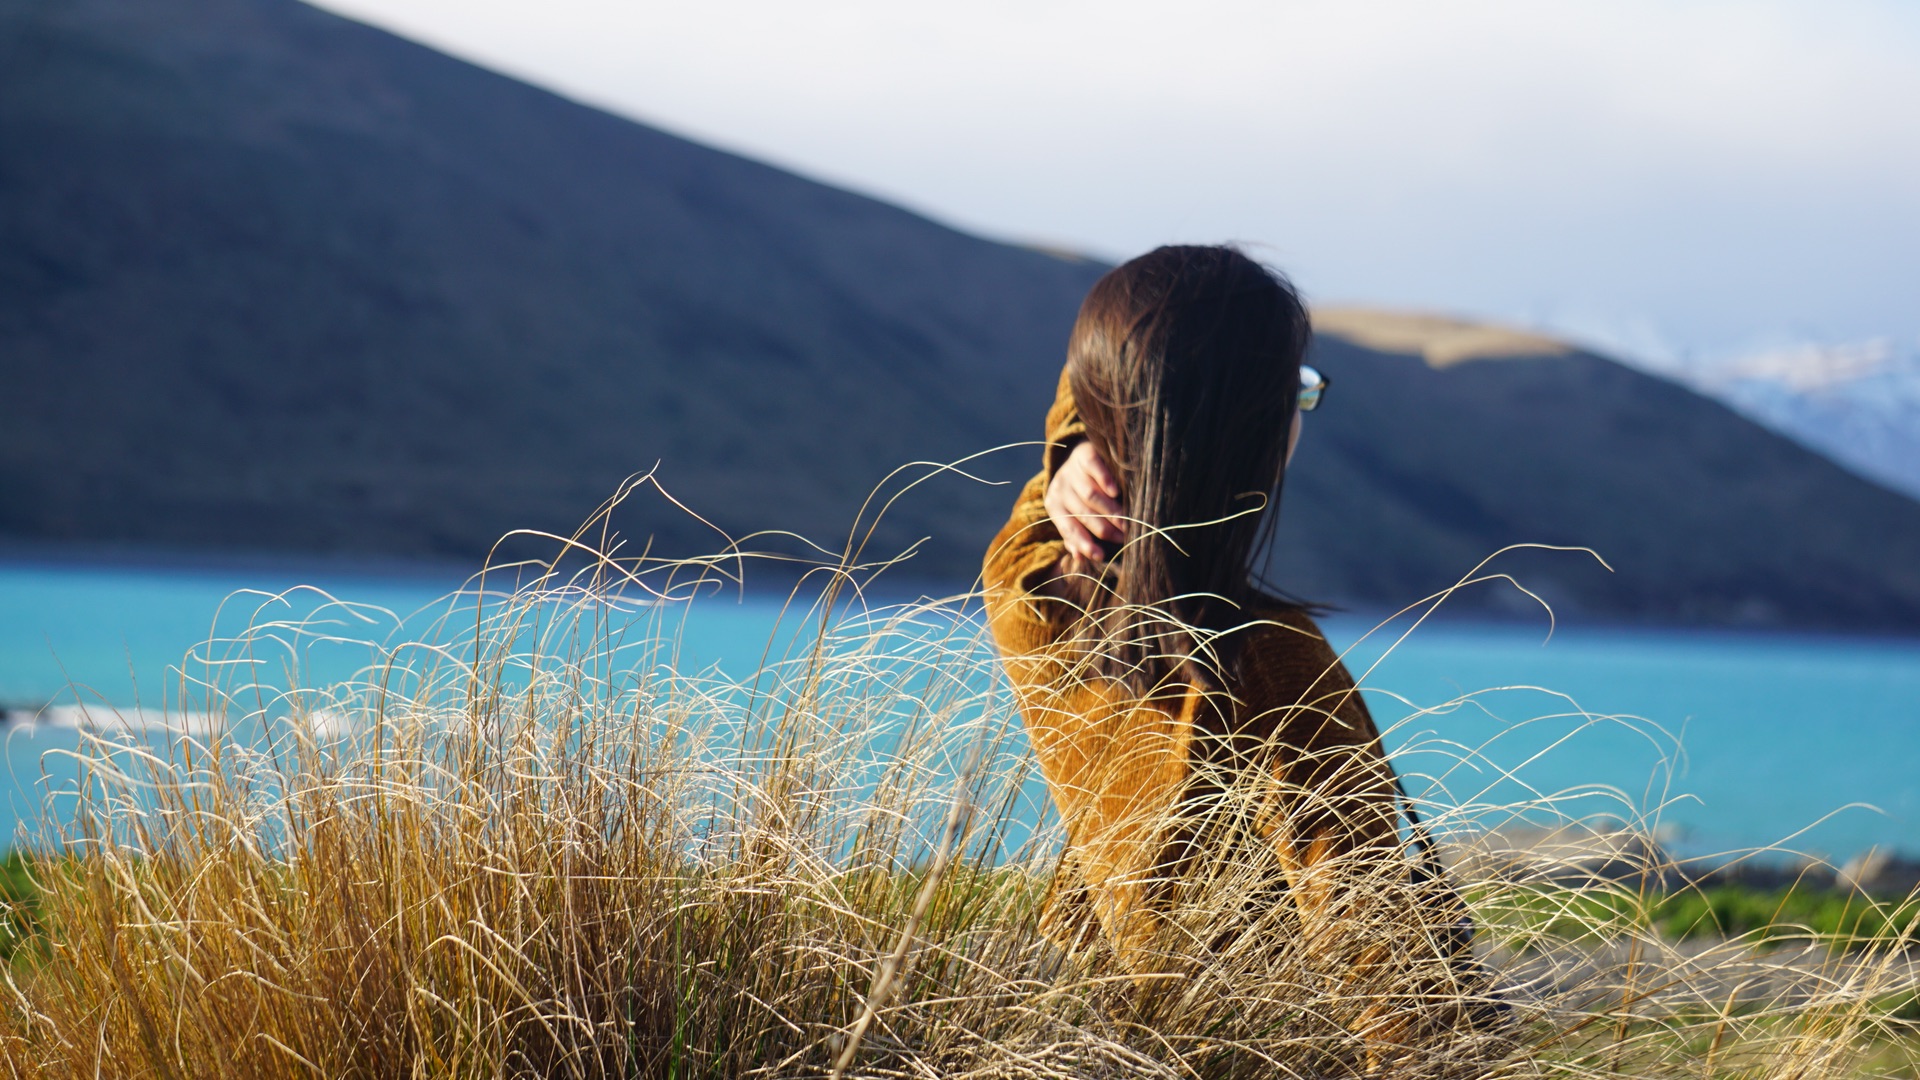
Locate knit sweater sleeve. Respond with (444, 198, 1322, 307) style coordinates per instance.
(1041, 365, 1087, 486)
(982, 368, 1085, 658)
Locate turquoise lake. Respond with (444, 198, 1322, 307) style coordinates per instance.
(1, 557, 1916, 861)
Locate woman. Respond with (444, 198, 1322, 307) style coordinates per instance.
(983, 245, 1474, 1059)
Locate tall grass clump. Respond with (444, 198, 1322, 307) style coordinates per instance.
(0, 497, 1914, 1078)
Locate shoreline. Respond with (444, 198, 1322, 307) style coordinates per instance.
(2, 545, 1918, 647)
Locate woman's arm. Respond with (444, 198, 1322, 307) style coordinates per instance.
(1039, 368, 1127, 564)
(1048, 442, 1125, 564)
(1040, 366, 1087, 483)
(982, 368, 1118, 651)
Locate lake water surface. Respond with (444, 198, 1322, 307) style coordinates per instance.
(2, 558, 1915, 860)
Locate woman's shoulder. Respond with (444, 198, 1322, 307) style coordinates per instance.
(1240, 604, 1334, 649)
(1224, 606, 1380, 736)
(1233, 605, 1356, 690)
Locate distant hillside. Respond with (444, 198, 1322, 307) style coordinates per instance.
(0, 0, 1106, 573)
(4, 0, 1919, 631)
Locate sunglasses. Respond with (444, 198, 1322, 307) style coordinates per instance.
(1298, 364, 1330, 412)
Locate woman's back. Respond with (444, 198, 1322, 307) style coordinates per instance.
(982, 377, 1401, 963)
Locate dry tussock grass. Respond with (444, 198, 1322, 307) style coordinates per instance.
(0, 500, 1913, 1079)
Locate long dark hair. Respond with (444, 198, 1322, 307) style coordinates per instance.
(1063, 245, 1311, 701)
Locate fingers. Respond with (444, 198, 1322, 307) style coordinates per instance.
(1047, 442, 1127, 563)
(1045, 481, 1102, 562)
(1065, 443, 1125, 544)
(1070, 474, 1125, 539)
(1055, 508, 1103, 563)
(1079, 444, 1120, 499)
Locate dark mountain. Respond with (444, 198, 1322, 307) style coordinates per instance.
(3, 0, 1918, 630)
(0, 0, 1106, 572)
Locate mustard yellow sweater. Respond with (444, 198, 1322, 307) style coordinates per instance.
(982, 369, 1415, 965)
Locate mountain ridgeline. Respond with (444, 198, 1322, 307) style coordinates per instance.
(3, 0, 1918, 631)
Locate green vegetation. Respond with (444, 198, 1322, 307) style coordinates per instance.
(0, 851, 40, 965)
(1659, 885, 1920, 949)
(1475, 882, 1920, 953)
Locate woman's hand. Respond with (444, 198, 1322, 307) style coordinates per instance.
(1046, 441, 1125, 563)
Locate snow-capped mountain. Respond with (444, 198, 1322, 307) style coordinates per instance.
(1636, 338, 1920, 503)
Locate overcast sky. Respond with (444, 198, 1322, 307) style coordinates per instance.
(313, 0, 1920, 364)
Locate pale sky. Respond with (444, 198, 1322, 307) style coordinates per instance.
(313, 0, 1920, 363)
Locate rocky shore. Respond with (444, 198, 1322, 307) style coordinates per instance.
(1446, 820, 1920, 899)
